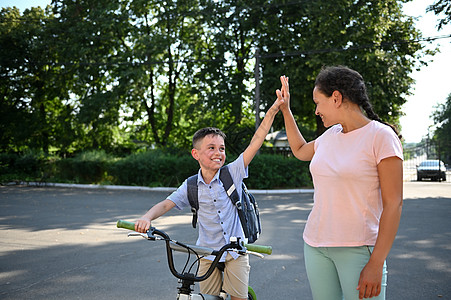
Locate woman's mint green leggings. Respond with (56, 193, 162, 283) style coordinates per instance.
(304, 242, 387, 300)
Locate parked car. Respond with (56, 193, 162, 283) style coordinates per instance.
(416, 160, 447, 181)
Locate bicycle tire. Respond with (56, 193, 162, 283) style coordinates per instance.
(248, 286, 257, 300)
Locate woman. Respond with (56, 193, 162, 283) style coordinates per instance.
(277, 66, 403, 300)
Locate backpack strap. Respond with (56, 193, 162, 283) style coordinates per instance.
(187, 167, 240, 229)
(187, 174, 199, 228)
(219, 166, 240, 206)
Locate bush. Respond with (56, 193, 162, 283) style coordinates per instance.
(247, 154, 312, 189)
(108, 151, 199, 187)
(1, 150, 313, 189)
(0, 151, 48, 182)
(54, 150, 113, 184)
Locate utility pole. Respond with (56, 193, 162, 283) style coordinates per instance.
(254, 49, 260, 131)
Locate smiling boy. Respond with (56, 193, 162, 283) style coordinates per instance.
(134, 97, 283, 300)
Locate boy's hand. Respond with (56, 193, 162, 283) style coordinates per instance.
(135, 218, 151, 233)
(271, 92, 285, 113)
(276, 75, 290, 112)
(242, 76, 287, 167)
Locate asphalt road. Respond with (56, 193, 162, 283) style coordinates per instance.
(0, 182, 450, 299)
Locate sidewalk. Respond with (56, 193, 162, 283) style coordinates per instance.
(10, 181, 315, 194)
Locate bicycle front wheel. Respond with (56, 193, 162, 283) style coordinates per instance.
(248, 286, 257, 300)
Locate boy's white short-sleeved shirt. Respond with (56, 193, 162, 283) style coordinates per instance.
(168, 153, 248, 260)
(305, 121, 403, 247)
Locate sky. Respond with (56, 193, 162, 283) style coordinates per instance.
(400, 1, 451, 143)
(2, 0, 450, 143)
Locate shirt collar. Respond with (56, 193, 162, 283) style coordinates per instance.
(197, 168, 221, 185)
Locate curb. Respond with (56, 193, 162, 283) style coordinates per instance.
(8, 181, 314, 194)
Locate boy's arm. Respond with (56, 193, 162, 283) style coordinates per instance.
(135, 199, 176, 233)
(243, 97, 283, 168)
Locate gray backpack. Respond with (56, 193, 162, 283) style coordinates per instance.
(186, 166, 262, 243)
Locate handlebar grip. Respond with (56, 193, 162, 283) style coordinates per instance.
(244, 243, 272, 255)
(117, 220, 135, 231)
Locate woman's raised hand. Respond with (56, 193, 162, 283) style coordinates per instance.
(276, 75, 290, 112)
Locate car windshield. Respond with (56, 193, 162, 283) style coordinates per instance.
(419, 161, 438, 167)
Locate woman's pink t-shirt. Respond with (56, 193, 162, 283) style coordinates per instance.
(304, 121, 403, 247)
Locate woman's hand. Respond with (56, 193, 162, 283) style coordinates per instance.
(357, 260, 383, 299)
(276, 75, 290, 112)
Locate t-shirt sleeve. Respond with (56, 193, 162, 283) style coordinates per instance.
(373, 126, 403, 164)
(167, 179, 190, 210)
(227, 153, 248, 181)
(223, 153, 248, 199)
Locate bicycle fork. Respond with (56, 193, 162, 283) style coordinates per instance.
(177, 277, 228, 300)
(177, 293, 228, 300)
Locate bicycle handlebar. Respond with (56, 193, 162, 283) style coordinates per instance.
(116, 220, 272, 255)
(116, 219, 272, 282)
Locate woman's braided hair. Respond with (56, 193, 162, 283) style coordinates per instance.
(314, 66, 400, 137)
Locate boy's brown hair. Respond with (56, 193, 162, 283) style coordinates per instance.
(192, 127, 226, 149)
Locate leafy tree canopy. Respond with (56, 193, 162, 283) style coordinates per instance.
(0, 0, 432, 155)
(427, 0, 451, 30)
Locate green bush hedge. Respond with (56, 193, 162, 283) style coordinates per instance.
(55, 151, 114, 184)
(0, 151, 47, 182)
(247, 154, 311, 189)
(1, 150, 312, 189)
(108, 151, 199, 187)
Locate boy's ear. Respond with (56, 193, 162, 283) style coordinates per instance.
(191, 148, 199, 160)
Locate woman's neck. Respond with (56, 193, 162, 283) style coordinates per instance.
(340, 109, 371, 133)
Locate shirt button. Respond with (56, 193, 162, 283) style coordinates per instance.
(218, 211, 221, 214)
(214, 199, 216, 202)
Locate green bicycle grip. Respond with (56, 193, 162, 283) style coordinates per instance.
(244, 243, 273, 255)
(117, 219, 135, 231)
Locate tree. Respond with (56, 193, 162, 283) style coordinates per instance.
(0, 6, 77, 153)
(431, 93, 451, 164)
(49, 0, 211, 150)
(186, 0, 269, 153)
(257, 0, 427, 138)
(124, 0, 207, 148)
(48, 0, 133, 151)
(427, 0, 451, 30)
(0, 0, 431, 155)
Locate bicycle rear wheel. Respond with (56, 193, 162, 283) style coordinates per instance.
(248, 286, 257, 300)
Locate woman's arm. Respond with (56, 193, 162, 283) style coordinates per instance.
(357, 156, 403, 299)
(277, 76, 315, 161)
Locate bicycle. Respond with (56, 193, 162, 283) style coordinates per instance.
(116, 220, 272, 300)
